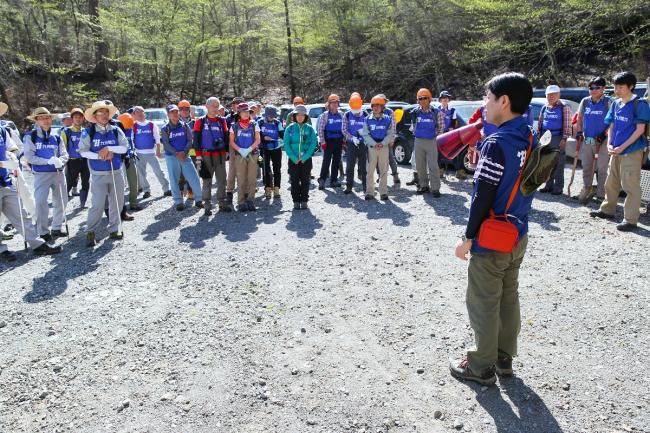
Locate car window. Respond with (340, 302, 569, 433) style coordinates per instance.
(145, 110, 167, 121)
(308, 107, 325, 119)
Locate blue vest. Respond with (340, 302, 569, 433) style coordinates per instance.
(85, 127, 122, 171)
(0, 128, 10, 186)
(162, 122, 189, 155)
(324, 111, 343, 140)
(62, 127, 82, 158)
(441, 106, 456, 132)
(582, 97, 609, 138)
(345, 111, 365, 141)
(258, 119, 281, 150)
(133, 122, 155, 150)
(233, 122, 255, 149)
(413, 107, 438, 139)
(31, 130, 60, 173)
(199, 116, 227, 151)
(610, 96, 650, 155)
(541, 103, 563, 136)
(366, 114, 392, 142)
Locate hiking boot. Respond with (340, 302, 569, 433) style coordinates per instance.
(51, 229, 67, 238)
(121, 210, 134, 221)
(294, 202, 301, 210)
(539, 187, 553, 193)
(330, 181, 342, 188)
(318, 179, 325, 190)
(589, 210, 615, 220)
(416, 186, 430, 195)
(406, 173, 419, 186)
(3, 224, 13, 231)
(163, 190, 172, 197)
(219, 203, 233, 213)
(551, 190, 562, 196)
(365, 194, 375, 201)
(344, 185, 353, 194)
(175, 204, 185, 211)
(616, 222, 638, 232)
(142, 191, 151, 199)
(129, 204, 143, 212)
(226, 192, 234, 204)
(301, 202, 309, 210)
(265, 187, 272, 199)
(86, 232, 96, 247)
(380, 194, 389, 201)
(1, 250, 17, 262)
(273, 187, 281, 198)
(246, 201, 257, 211)
(237, 203, 248, 212)
(109, 231, 123, 240)
(41, 233, 54, 244)
(33, 243, 62, 256)
(449, 358, 497, 386)
(204, 208, 213, 217)
(393, 174, 401, 184)
(194, 200, 204, 209)
(432, 190, 441, 198)
(496, 356, 513, 376)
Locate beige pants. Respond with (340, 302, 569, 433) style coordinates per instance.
(367, 145, 389, 196)
(599, 149, 644, 225)
(580, 139, 609, 198)
(234, 153, 257, 204)
(414, 137, 441, 191)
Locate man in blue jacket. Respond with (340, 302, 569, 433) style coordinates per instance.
(451, 72, 536, 386)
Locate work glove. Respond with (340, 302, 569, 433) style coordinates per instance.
(352, 137, 360, 146)
(48, 156, 64, 169)
(0, 159, 19, 170)
(239, 147, 252, 158)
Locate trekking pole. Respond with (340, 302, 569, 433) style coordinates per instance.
(109, 159, 123, 236)
(57, 169, 70, 238)
(567, 139, 581, 197)
(12, 170, 28, 251)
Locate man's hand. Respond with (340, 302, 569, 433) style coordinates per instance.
(559, 139, 567, 151)
(608, 144, 623, 156)
(264, 136, 273, 141)
(98, 147, 110, 160)
(177, 151, 186, 161)
(156, 147, 162, 158)
(455, 239, 472, 261)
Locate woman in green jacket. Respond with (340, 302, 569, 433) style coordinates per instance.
(284, 105, 317, 210)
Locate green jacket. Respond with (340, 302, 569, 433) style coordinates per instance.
(284, 122, 317, 164)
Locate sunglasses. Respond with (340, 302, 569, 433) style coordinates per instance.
(589, 86, 602, 90)
(418, 97, 430, 101)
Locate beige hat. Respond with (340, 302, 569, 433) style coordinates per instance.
(27, 107, 56, 122)
(84, 100, 118, 123)
(0, 102, 7, 117)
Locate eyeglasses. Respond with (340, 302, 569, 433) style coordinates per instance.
(417, 97, 430, 101)
(589, 86, 602, 90)
(180, 107, 190, 111)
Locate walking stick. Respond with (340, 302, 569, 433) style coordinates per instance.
(567, 138, 582, 197)
(12, 170, 28, 251)
(56, 169, 70, 238)
(109, 159, 123, 237)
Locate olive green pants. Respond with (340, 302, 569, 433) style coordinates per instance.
(466, 236, 528, 375)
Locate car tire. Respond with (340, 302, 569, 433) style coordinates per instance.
(393, 140, 411, 165)
(461, 148, 475, 174)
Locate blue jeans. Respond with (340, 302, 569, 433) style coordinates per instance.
(165, 155, 202, 205)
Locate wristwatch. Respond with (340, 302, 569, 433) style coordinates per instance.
(461, 234, 472, 243)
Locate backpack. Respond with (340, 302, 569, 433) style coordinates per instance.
(632, 98, 650, 143)
(520, 130, 561, 196)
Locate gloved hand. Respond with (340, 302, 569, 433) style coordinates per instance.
(239, 147, 251, 158)
(48, 156, 64, 169)
(352, 137, 360, 146)
(0, 159, 19, 170)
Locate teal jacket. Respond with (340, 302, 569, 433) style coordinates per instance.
(284, 122, 317, 164)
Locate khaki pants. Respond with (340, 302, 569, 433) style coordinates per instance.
(466, 236, 528, 375)
(580, 139, 609, 198)
(414, 137, 441, 191)
(234, 153, 257, 204)
(599, 149, 644, 225)
(366, 145, 389, 196)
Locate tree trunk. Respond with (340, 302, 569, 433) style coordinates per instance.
(88, 0, 109, 78)
(284, 0, 296, 98)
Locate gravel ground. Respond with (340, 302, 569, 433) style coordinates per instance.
(1, 154, 649, 433)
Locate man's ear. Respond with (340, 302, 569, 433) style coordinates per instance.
(500, 94, 511, 112)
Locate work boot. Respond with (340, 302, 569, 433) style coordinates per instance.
(265, 187, 272, 199)
(86, 232, 96, 247)
(33, 243, 62, 256)
(449, 358, 497, 386)
(273, 187, 281, 198)
(109, 231, 123, 240)
(406, 172, 419, 186)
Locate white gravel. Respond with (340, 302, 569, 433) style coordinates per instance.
(1, 154, 649, 433)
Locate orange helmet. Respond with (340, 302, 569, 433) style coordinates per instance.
(370, 95, 387, 106)
(178, 100, 191, 108)
(327, 94, 340, 103)
(416, 88, 433, 99)
(118, 113, 134, 129)
(349, 93, 363, 110)
(293, 96, 305, 105)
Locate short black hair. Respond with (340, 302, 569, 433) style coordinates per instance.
(613, 71, 636, 90)
(589, 77, 606, 87)
(486, 72, 532, 115)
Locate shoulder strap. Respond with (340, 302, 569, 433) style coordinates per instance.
(30, 129, 38, 143)
(502, 133, 534, 215)
(148, 122, 154, 133)
(89, 124, 97, 142)
(112, 127, 119, 142)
